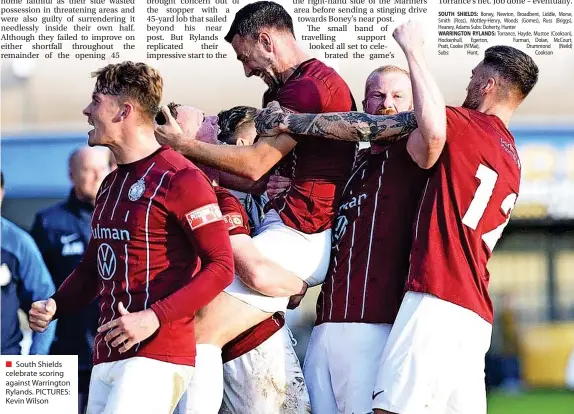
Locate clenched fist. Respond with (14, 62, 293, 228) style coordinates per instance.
(254, 101, 287, 137)
(393, 20, 425, 55)
(28, 298, 57, 333)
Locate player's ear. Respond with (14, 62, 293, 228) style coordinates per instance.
(481, 78, 496, 96)
(119, 103, 132, 120)
(259, 32, 273, 53)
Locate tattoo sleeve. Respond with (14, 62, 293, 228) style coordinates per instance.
(283, 111, 418, 142)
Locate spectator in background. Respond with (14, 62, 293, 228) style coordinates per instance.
(217, 106, 269, 234)
(0, 171, 56, 356)
(30, 147, 110, 414)
(498, 293, 522, 392)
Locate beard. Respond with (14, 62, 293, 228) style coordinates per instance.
(253, 58, 281, 89)
(375, 107, 398, 115)
(260, 71, 281, 89)
(462, 83, 481, 110)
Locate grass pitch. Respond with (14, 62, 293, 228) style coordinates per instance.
(487, 389, 574, 414)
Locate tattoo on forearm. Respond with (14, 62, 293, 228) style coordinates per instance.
(254, 111, 286, 136)
(285, 111, 418, 142)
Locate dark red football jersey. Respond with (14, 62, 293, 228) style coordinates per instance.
(406, 107, 521, 323)
(215, 186, 250, 237)
(264, 58, 357, 234)
(316, 140, 430, 325)
(52, 146, 234, 366)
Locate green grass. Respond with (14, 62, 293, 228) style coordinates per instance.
(488, 390, 574, 414)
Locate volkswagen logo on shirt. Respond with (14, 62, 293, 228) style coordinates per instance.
(97, 243, 117, 280)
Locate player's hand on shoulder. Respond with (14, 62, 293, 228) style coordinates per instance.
(393, 20, 425, 54)
(28, 298, 57, 332)
(267, 174, 291, 200)
(254, 101, 287, 137)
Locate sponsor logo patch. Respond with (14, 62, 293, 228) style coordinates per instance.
(223, 213, 244, 231)
(185, 203, 223, 230)
(97, 243, 117, 281)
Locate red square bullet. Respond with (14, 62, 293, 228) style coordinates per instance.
(6, 361, 12, 368)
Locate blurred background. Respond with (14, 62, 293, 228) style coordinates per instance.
(2, 34, 574, 412)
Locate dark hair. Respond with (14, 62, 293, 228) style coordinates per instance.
(155, 102, 180, 125)
(217, 106, 258, 144)
(483, 46, 538, 100)
(224, 1, 294, 43)
(0, 171, 4, 189)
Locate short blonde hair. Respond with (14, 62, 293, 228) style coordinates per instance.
(365, 65, 410, 95)
(92, 61, 163, 121)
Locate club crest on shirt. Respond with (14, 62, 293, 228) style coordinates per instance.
(128, 178, 146, 201)
(185, 203, 223, 231)
(223, 213, 244, 231)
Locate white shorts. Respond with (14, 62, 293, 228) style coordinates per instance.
(224, 209, 331, 313)
(87, 356, 194, 414)
(303, 322, 391, 414)
(373, 292, 492, 414)
(220, 325, 311, 414)
(175, 344, 223, 414)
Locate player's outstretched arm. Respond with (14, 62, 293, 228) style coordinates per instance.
(254, 101, 417, 143)
(230, 234, 307, 298)
(155, 105, 296, 181)
(172, 136, 294, 181)
(219, 171, 270, 195)
(395, 21, 447, 169)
